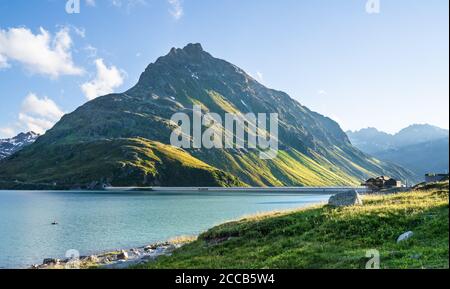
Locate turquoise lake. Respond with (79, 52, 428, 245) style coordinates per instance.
(0, 190, 331, 268)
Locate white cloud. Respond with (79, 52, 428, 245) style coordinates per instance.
(168, 0, 183, 20)
(0, 127, 15, 139)
(18, 93, 64, 134)
(0, 93, 65, 137)
(81, 59, 125, 100)
(18, 113, 56, 135)
(0, 27, 83, 78)
(86, 0, 149, 9)
(110, 0, 147, 10)
(318, 90, 327, 95)
(21, 93, 64, 121)
(72, 26, 86, 38)
(0, 53, 9, 69)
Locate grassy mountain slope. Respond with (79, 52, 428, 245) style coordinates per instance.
(0, 138, 243, 188)
(137, 181, 449, 269)
(0, 44, 416, 188)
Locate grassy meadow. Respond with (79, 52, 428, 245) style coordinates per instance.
(135, 181, 449, 269)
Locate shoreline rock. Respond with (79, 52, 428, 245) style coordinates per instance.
(328, 190, 363, 207)
(30, 241, 182, 269)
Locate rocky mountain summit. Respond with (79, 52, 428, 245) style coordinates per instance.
(0, 132, 39, 159)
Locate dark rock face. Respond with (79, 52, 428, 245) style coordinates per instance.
(328, 190, 363, 207)
(0, 132, 39, 159)
(0, 44, 416, 189)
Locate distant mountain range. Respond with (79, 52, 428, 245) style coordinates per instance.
(347, 124, 449, 154)
(0, 44, 415, 189)
(0, 132, 39, 160)
(347, 125, 449, 178)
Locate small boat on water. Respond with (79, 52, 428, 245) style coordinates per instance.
(51, 221, 58, 225)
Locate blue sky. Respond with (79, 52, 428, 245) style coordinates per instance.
(0, 0, 448, 138)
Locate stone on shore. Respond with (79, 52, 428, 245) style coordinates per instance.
(117, 250, 129, 260)
(84, 255, 99, 263)
(397, 231, 414, 243)
(328, 190, 363, 207)
(130, 248, 141, 256)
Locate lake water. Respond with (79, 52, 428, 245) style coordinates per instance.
(0, 190, 331, 268)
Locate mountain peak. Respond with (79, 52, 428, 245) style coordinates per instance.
(0, 47, 417, 188)
(183, 43, 204, 53)
(399, 124, 448, 134)
(168, 43, 205, 57)
(0, 131, 39, 159)
(131, 43, 231, 94)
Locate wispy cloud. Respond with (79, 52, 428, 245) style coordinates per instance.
(85, 0, 148, 12)
(0, 93, 65, 137)
(84, 44, 98, 58)
(110, 0, 148, 11)
(18, 93, 64, 134)
(0, 127, 15, 138)
(71, 26, 86, 38)
(81, 59, 125, 100)
(0, 27, 83, 78)
(84, 0, 180, 19)
(168, 0, 183, 20)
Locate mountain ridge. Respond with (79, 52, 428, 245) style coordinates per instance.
(0, 132, 39, 159)
(347, 124, 449, 154)
(0, 44, 417, 189)
(347, 124, 449, 177)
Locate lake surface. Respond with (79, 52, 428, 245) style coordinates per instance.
(0, 190, 331, 268)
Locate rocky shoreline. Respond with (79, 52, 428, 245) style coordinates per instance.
(30, 240, 191, 269)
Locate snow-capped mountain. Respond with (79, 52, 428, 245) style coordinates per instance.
(0, 132, 39, 159)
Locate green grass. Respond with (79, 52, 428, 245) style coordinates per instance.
(0, 138, 244, 188)
(135, 182, 449, 269)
